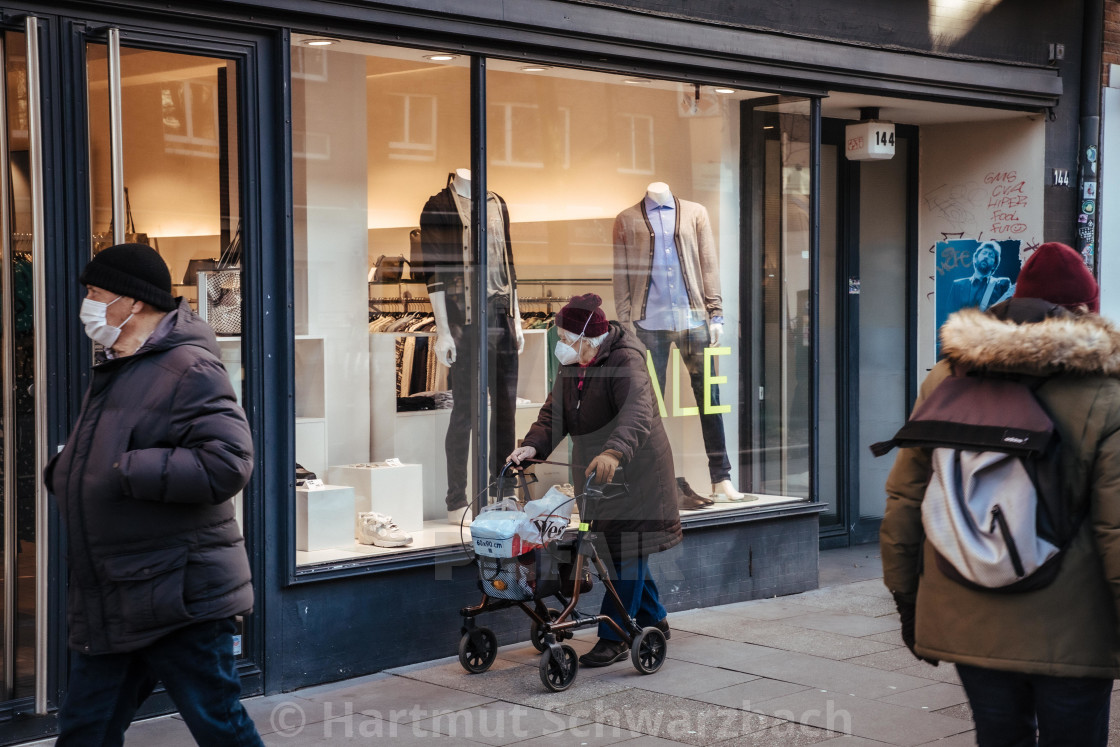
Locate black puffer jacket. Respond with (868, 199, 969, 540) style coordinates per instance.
(46, 299, 254, 654)
(521, 322, 682, 560)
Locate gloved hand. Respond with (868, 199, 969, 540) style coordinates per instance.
(434, 334, 456, 366)
(508, 445, 537, 465)
(585, 450, 621, 484)
(893, 592, 938, 666)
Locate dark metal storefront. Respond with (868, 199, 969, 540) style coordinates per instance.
(0, 1, 1078, 742)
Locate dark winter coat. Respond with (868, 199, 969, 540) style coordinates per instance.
(521, 322, 682, 560)
(418, 175, 516, 326)
(46, 299, 254, 654)
(881, 298, 1120, 678)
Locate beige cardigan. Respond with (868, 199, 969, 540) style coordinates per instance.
(612, 198, 722, 330)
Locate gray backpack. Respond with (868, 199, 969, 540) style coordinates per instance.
(871, 369, 1080, 593)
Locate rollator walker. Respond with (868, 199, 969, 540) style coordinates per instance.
(457, 462, 668, 691)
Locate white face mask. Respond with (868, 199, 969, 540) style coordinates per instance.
(554, 315, 592, 366)
(79, 295, 133, 348)
(553, 338, 581, 366)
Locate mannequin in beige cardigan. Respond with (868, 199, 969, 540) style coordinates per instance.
(613, 182, 753, 503)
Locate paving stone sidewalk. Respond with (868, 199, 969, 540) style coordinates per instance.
(28, 545, 1120, 746)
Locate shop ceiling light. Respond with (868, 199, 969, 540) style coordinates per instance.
(303, 38, 336, 46)
(425, 53, 457, 61)
(714, 88, 736, 94)
(623, 79, 651, 85)
(521, 65, 549, 72)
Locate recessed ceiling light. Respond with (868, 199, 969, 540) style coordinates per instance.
(303, 38, 336, 47)
(623, 79, 651, 85)
(521, 66, 549, 72)
(714, 87, 736, 94)
(425, 53, 457, 61)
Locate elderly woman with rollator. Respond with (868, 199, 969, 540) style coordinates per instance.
(508, 293, 681, 667)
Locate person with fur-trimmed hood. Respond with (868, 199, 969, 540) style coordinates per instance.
(881, 241, 1120, 746)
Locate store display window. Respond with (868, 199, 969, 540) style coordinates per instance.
(86, 44, 245, 527)
(290, 36, 814, 570)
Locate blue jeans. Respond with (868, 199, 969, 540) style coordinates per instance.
(956, 663, 1113, 747)
(57, 617, 263, 747)
(598, 555, 667, 641)
(636, 324, 732, 483)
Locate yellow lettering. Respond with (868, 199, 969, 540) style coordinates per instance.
(704, 347, 732, 414)
(645, 350, 667, 418)
(672, 348, 699, 417)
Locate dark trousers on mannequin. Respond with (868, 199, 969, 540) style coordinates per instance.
(636, 324, 731, 484)
(57, 618, 262, 747)
(445, 297, 520, 510)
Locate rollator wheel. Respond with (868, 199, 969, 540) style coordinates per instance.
(631, 627, 667, 675)
(458, 627, 498, 673)
(538, 644, 578, 691)
(530, 608, 564, 652)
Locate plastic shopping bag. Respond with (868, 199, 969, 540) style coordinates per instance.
(517, 486, 576, 546)
(471, 500, 533, 558)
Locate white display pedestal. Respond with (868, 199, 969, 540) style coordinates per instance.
(296, 484, 356, 551)
(327, 463, 424, 534)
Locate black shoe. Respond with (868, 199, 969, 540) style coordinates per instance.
(677, 477, 714, 507)
(655, 618, 671, 640)
(578, 638, 629, 667)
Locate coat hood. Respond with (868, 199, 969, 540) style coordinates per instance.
(940, 298, 1120, 377)
(97, 298, 221, 367)
(589, 321, 645, 365)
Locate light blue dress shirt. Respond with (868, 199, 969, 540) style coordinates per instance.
(637, 196, 703, 331)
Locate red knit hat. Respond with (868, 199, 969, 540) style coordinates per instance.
(1013, 242, 1099, 313)
(556, 293, 609, 337)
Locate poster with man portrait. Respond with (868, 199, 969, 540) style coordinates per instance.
(935, 239, 1022, 356)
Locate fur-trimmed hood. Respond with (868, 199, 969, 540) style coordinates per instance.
(940, 298, 1120, 377)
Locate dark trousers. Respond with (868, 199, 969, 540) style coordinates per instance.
(57, 617, 262, 747)
(598, 554, 668, 641)
(446, 301, 519, 509)
(636, 324, 731, 483)
(956, 663, 1113, 747)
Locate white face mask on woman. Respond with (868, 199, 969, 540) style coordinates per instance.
(79, 295, 133, 348)
(554, 314, 592, 366)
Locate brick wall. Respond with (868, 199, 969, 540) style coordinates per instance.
(1106, 0, 1120, 86)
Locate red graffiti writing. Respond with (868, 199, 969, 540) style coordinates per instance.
(985, 170, 1029, 235)
(984, 171, 1018, 184)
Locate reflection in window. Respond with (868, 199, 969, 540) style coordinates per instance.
(489, 102, 544, 168)
(617, 113, 654, 174)
(161, 80, 220, 158)
(388, 93, 436, 161)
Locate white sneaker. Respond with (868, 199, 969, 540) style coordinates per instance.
(448, 506, 473, 527)
(357, 512, 413, 547)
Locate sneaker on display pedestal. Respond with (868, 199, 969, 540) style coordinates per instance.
(357, 512, 413, 547)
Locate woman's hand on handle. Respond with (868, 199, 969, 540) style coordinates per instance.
(508, 445, 537, 465)
(585, 451, 621, 484)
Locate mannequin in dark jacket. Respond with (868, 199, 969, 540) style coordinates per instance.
(882, 242, 1120, 746)
(510, 294, 682, 667)
(47, 244, 261, 746)
(419, 169, 523, 525)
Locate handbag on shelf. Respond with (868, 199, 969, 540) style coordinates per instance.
(92, 188, 154, 253)
(201, 224, 243, 335)
(371, 254, 410, 283)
